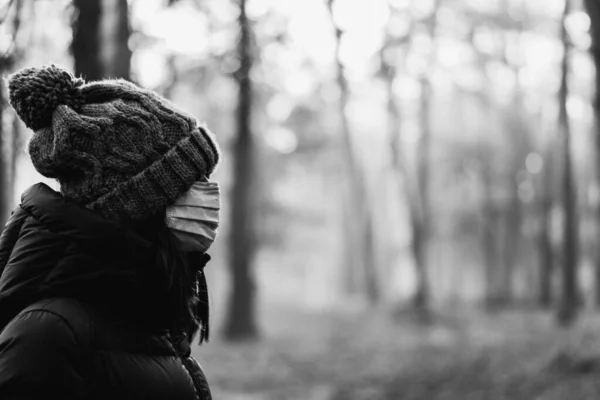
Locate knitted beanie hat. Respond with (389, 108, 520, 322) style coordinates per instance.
(7, 65, 220, 224)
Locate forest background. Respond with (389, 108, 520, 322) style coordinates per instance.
(2, 0, 600, 398)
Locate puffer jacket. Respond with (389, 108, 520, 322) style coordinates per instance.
(0, 183, 212, 400)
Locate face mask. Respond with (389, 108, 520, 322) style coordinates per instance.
(166, 181, 220, 253)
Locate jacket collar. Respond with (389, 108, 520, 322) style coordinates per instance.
(20, 183, 153, 262)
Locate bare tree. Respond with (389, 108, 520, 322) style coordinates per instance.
(411, 0, 441, 310)
(72, 0, 132, 82)
(71, 0, 103, 81)
(9, 116, 21, 188)
(0, 72, 9, 227)
(556, 0, 579, 326)
(326, 0, 380, 303)
(0, 0, 23, 227)
(538, 133, 555, 308)
(379, 1, 440, 311)
(465, 22, 502, 308)
(479, 143, 500, 307)
(379, 23, 421, 302)
(487, 0, 533, 306)
(102, 0, 131, 80)
(584, 0, 600, 307)
(222, 0, 259, 341)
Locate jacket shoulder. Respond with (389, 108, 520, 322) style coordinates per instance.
(13, 297, 92, 345)
(0, 206, 29, 270)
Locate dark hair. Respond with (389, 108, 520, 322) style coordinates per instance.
(132, 210, 210, 344)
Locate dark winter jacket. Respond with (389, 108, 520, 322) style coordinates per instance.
(0, 183, 212, 400)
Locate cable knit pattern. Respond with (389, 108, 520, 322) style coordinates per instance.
(6, 65, 220, 224)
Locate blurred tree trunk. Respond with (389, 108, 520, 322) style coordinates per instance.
(327, 0, 380, 304)
(468, 24, 501, 308)
(0, 73, 8, 227)
(497, 2, 528, 305)
(557, 0, 579, 327)
(381, 1, 440, 312)
(413, 76, 432, 310)
(386, 79, 431, 311)
(500, 172, 521, 302)
(362, 210, 379, 303)
(341, 195, 360, 295)
(9, 116, 22, 199)
(473, 97, 504, 309)
(584, 0, 600, 307)
(0, 0, 23, 227)
(73, 0, 130, 81)
(480, 147, 500, 307)
(101, 0, 131, 80)
(381, 36, 428, 310)
(72, 0, 103, 81)
(223, 0, 259, 341)
(499, 106, 531, 304)
(412, 0, 440, 310)
(538, 138, 555, 308)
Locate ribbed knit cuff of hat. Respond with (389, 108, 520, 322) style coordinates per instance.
(87, 127, 219, 224)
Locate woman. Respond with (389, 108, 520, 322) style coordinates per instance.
(0, 65, 220, 399)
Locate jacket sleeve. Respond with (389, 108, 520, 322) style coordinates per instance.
(186, 356, 212, 400)
(0, 309, 87, 399)
(0, 206, 28, 274)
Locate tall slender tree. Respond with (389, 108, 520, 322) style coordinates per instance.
(557, 0, 579, 327)
(412, 0, 440, 310)
(0, 0, 23, 227)
(102, 0, 131, 80)
(538, 127, 555, 308)
(326, 0, 380, 304)
(0, 69, 8, 227)
(71, 0, 103, 81)
(9, 116, 21, 198)
(480, 142, 499, 307)
(222, 0, 259, 341)
(465, 23, 502, 308)
(379, 1, 439, 311)
(498, 5, 527, 304)
(533, 100, 559, 308)
(584, 0, 600, 307)
(380, 33, 416, 295)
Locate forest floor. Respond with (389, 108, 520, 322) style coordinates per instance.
(192, 304, 600, 400)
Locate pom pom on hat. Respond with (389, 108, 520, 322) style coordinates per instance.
(7, 64, 85, 131)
